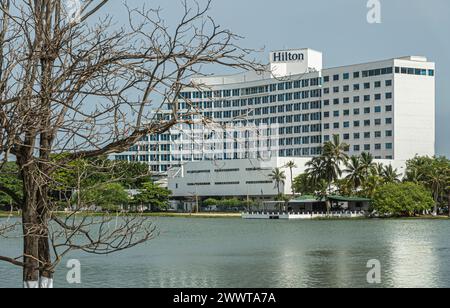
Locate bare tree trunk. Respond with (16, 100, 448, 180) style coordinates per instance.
(21, 167, 40, 288)
(37, 189, 53, 288)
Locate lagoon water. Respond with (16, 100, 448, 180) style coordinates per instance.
(1, 217, 450, 288)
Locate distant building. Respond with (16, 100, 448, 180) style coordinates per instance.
(167, 157, 406, 202)
(114, 48, 436, 176)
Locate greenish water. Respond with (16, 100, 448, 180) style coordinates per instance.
(1, 217, 450, 288)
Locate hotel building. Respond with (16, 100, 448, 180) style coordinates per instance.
(115, 48, 435, 199)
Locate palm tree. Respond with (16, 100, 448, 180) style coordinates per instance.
(307, 135, 349, 213)
(382, 165, 401, 183)
(270, 168, 286, 196)
(285, 161, 297, 196)
(428, 168, 448, 216)
(372, 162, 385, 177)
(360, 152, 376, 177)
(321, 135, 349, 191)
(345, 156, 365, 191)
(305, 156, 325, 185)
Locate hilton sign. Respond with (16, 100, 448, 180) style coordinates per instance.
(272, 51, 305, 63)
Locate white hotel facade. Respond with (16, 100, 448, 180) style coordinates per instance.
(115, 48, 436, 199)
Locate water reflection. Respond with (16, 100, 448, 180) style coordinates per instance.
(0, 218, 449, 288)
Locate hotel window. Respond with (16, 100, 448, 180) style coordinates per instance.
(354, 145, 361, 152)
(375, 106, 382, 113)
(364, 132, 371, 139)
(324, 123, 330, 130)
(375, 119, 381, 125)
(333, 98, 340, 105)
(354, 121, 360, 127)
(364, 120, 371, 126)
(375, 144, 382, 150)
(386, 143, 393, 150)
(333, 123, 340, 129)
(344, 121, 350, 128)
(429, 70, 435, 76)
(395, 67, 400, 73)
(353, 84, 360, 91)
(278, 83, 285, 91)
(324, 76, 330, 82)
(354, 96, 360, 103)
(386, 80, 392, 87)
(375, 131, 382, 138)
(343, 85, 350, 92)
(333, 87, 340, 93)
(344, 109, 350, 116)
(324, 88, 330, 94)
(386, 105, 392, 112)
(375, 81, 381, 88)
(324, 99, 330, 106)
(333, 74, 339, 81)
(354, 108, 360, 115)
(324, 135, 330, 142)
(354, 133, 361, 139)
(364, 144, 371, 151)
(386, 92, 393, 99)
(364, 83, 371, 89)
(364, 107, 371, 114)
(386, 118, 393, 125)
(364, 95, 371, 102)
(354, 72, 360, 78)
(343, 97, 350, 104)
(343, 133, 350, 140)
(343, 73, 350, 80)
(386, 130, 393, 137)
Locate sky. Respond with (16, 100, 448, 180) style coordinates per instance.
(102, 0, 450, 157)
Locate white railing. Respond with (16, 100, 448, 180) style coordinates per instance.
(242, 211, 366, 220)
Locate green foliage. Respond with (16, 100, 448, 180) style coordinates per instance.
(306, 135, 349, 193)
(78, 183, 129, 212)
(0, 162, 22, 208)
(203, 198, 219, 207)
(405, 156, 450, 214)
(372, 182, 434, 217)
(134, 182, 171, 211)
(202, 198, 253, 210)
(270, 168, 286, 195)
(292, 173, 318, 195)
(53, 156, 150, 191)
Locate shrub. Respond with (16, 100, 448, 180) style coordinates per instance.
(372, 182, 434, 217)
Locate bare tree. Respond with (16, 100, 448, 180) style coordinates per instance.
(0, 0, 263, 287)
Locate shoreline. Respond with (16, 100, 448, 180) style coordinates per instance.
(1, 211, 449, 220)
(0, 211, 242, 219)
